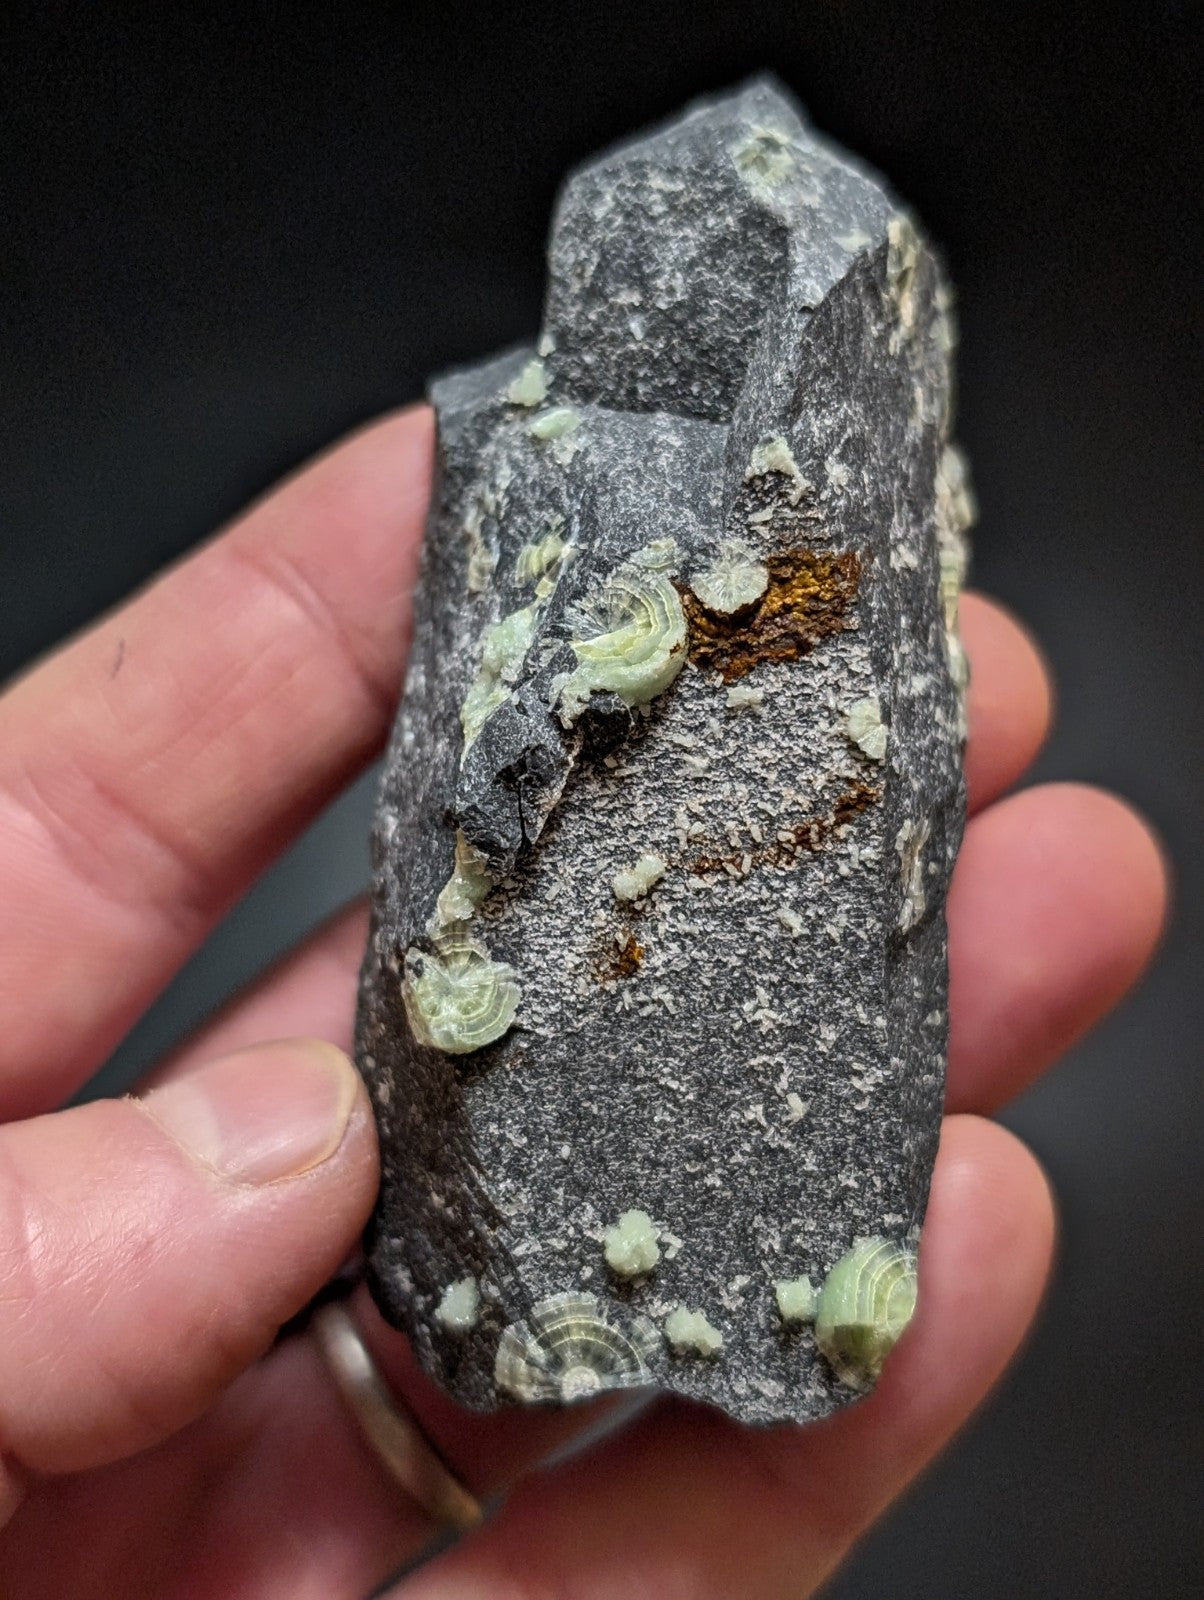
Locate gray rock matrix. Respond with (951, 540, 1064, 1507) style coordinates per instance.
(356, 78, 971, 1425)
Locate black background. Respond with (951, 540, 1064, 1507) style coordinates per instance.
(2, 4, 1201, 1596)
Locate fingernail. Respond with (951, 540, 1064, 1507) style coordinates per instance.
(142, 1040, 359, 1185)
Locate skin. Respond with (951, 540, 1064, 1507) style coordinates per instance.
(0, 407, 1168, 1599)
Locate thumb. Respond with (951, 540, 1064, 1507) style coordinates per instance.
(0, 1039, 376, 1504)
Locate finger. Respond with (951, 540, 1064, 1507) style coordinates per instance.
(0, 1039, 377, 1510)
(148, 776, 1165, 1500)
(959, 591, 1054, 813)
(0, 1338, 433, 1600)
(5, 1121, 1050, 1600)
(148, 593, 1056, 1092)
(395, 1116, 1055, 1600)
(129, 781, 1159, 1578)
(0, 405, 433, 1120)
(162, 777, 1168, 1126)
(948, 782, 1169, 1112)
(148, 900, 373, 1087)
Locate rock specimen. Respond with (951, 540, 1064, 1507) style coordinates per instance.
(355, 77, 972, 1425)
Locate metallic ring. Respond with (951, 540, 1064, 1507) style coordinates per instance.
(311, 1300, 484, 1533)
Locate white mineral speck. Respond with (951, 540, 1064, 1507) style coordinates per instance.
(726, 683, 764, 713)
(745, 435, 809, 504)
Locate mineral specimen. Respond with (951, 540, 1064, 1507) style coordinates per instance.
(813, 1237, 919, 1391)
(355, 77, 971, 1425)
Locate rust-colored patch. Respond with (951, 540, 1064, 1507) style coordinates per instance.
(677, 548, 861, 683)
(594, 927, 645, 983)
(686, 782, 881, 879)
(832, 783, 879, 829)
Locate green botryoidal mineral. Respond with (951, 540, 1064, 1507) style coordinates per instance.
(495, 1292, 659, 1403)
(814, 1237, 917, 1390)
(689, 542, 768, 614)
(556, 559, 687, 724)
(402, 932, 520, 1055)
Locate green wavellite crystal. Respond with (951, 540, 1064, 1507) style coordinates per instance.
(814, 1237, 917, 1391)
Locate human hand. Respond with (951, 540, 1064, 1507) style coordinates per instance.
(0, 408, 1167, 1598)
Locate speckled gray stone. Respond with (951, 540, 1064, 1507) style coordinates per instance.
(355, 78, 971, 1425)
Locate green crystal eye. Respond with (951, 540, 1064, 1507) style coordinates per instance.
(814, 1237, 917, 1391)
(495, 1292, 659, 1404)
(402, 931, 520, 1054)
(846, 695, 888, 761)
(557, 558, 687, 723)
(689, 542, 768, 614)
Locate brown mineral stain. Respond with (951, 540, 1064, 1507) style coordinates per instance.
(677, 548, 861, 682)
(686, 782, 881, 878)
(594, 928, 645, 983)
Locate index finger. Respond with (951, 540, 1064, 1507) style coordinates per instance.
(0, 407, 433, 1119)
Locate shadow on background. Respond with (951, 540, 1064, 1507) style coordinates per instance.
(2, 4, 1200, 1596)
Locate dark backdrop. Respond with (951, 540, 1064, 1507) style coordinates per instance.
(2, 4, 1200, 1596)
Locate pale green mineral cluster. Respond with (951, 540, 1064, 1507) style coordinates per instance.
(774, 1276, 818, 1325)
(846, 695, 888, 761)
(434, 1276, 481, 1333)
(528, 405, 581, 441)
(611, 853, 667, 903)
(505, 358, 549, 408)
(460, 604, 541, 756)
(603, 1209, 661, 1277)
(664, 1306, 724, 1357)
(689, 542, 768, 614)
(433, 830, 492, 927)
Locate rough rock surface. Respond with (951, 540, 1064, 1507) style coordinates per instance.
(356, 78, 971, 1425)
